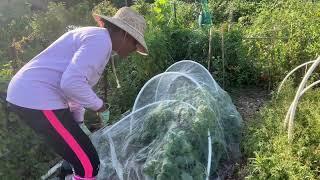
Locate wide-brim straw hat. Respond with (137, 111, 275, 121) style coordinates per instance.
(93, 7, 148, 56)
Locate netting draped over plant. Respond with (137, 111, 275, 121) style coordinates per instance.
(90, 60, 242, 180)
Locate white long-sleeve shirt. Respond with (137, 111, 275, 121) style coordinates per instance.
(7, 27, 112, 116)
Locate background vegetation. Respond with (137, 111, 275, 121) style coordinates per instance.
(241, 82, 320, 179)
(0, 0, 319, 179)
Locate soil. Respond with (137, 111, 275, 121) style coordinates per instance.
(217, 87, 271, 180)
(229, 87, 270, 121)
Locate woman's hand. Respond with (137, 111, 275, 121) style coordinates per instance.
(93, 103, 110, 131)
(97, 103, 107, 112)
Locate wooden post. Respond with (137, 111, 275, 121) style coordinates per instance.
(173, 1, 177, 23)
(207, 27, 213, 71)
(268, 45, 272, 91)
(221, 28, 225, 88)
(269, 26, 276, 92)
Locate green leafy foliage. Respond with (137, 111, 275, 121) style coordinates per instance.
(0, 1, 100, 177)
(0, 0, 32, 25)
(243, 0, 320, 86)
(1, 0, 320, 178)
(0, 111, 57, 179)
(241, 82, 320, 179)
(133, 87, 241, 179)
(208, 0, 263, 25)
(92, 0, 117, 16)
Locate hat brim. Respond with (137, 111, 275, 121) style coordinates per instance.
(93, 14, 148, 56)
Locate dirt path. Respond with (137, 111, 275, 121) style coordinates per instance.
(229, 87, 270, 121)
(217, 87, 270, 180)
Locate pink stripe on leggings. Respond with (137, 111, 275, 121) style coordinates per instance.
(42, 110, 93, 178)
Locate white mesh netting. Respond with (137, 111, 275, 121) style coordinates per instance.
(91, 60, 242, 180)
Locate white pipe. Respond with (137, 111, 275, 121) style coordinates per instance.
(41, 161, 63, 180)
(131, 71, 202, 134)
(284, 80, 320, 129)
(166, 60, 219, 91)
(284, 103, 292, 129)
(286, 56, 320, 141)
(277, 60, 315, 96)
(299, 80, 320, 96)
(206, 129, 212, 180)
(132, 71, 202, 111)
(108, 134, 124, 180)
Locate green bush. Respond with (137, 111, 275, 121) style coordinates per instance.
(208, 0, 263, 25)
(0, 110, 57, 179)
(241, 82, 320, 179)
(1, 0, 320, 178)
(243, 0, 320, 86)
(0, 1, 109, 178)
(0, 0, 31, 25)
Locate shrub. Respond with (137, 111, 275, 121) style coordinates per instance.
(241, 82, 320, 179)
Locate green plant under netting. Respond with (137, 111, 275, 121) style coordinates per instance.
(89, 60, 242, 180)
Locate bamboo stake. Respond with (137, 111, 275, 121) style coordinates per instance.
(207, 27, 213, 71)
(221, 28, 225, 88)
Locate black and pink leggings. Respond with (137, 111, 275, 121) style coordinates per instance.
(8, 103, 100, 179)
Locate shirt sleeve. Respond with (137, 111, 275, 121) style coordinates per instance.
(68, 101, 86, 123)
(60, 32, 110, 111)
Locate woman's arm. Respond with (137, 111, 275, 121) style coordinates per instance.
(61, 32, 111, 111)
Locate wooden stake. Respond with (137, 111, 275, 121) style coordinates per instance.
(173, 1, 177, 24)
(207, 27, 213, 71)
(221, 28, 225, 88)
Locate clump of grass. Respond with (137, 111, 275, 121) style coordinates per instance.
(240, 82, 320, 179)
